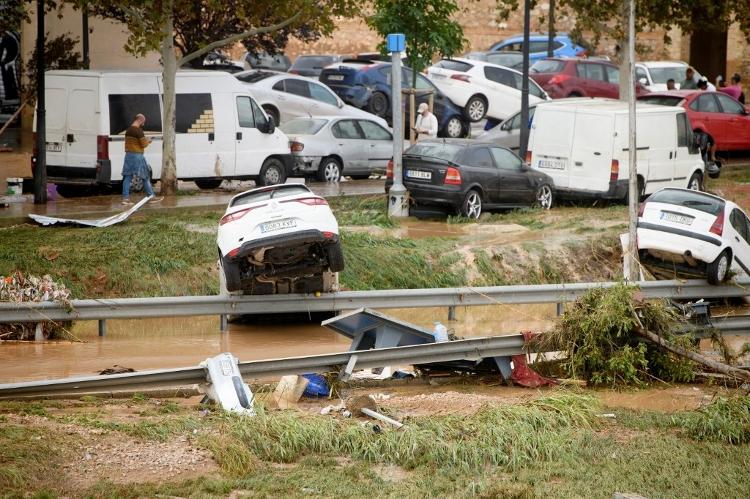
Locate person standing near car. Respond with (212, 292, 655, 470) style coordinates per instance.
(720, 73, 744, 103)
(666, 78, 676, 90)
(122, 114, 163, 205)
(681, 68, 697, 90)
(413, 102, 438, 141)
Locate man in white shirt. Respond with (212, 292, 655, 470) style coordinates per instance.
(413, 102, 438, 141)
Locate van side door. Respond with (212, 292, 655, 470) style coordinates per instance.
(234, 94, 274, 176)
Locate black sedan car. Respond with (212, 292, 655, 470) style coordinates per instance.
(386, 139, 555, 218)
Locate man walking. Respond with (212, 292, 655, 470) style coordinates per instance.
(122, 114, 163, 205)
(412, 102, 438, 141)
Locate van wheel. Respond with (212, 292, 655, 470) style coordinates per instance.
(460, 189, 482, 219)
(258, 158, 287, 186)
(707, 250, 730, 285)
(317, 157, 342, 182)
(535, 184, 554, 210)
(465, 95, 487, 122)
(688, 171, 703, 191)
(262, 105, 280, 126)
(195, 179, 223, 189)
(368, 92, 389, 117)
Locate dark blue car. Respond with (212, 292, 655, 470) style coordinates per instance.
(319, 60, 469, 138)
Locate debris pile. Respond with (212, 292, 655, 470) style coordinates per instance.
(0, 272, 73, 340)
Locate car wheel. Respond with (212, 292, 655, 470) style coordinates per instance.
(262, 105, 280, 126)
(444, 116, 465, 138)
(220, 254, 242, 292)
(568, 92, 583, 97)
(257, 157, 286, 186)
(688, 171, 703, 191)
(535, 184, 554, 210)
(707, 250, 730, 285)
(195, 179, 223, 189)
(368, 92, 390, 117)
(460, 189, 482, 219)
(317, 157, 342, 182)
(465, 95, 487, 122)
(326, 242, 345, 272)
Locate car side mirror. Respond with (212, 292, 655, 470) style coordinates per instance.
(638, 77, 647, 86)
(261, 116, 276, 134)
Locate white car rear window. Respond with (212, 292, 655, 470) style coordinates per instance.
(231, 185, 310, 207)
(648, 189, 725, 216)
(281, 119, 328, 135)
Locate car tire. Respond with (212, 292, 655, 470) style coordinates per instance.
(368, 92, 390, 117)
(568, 92, 583, 97)
(460, 189, 482, 219)
(688, 171, 703, 191)
(444, 116, 465, 138)
(262, 105, 280, 126)
(707, 250, 730, 285)
(195, 179, 223, 189)
(464, 95, 487, 122)
(317, 157, 342, 182)
(326, 242, 345, 272)
(221, 254, 242, 292)
(535, 184, 554, 210)
(257, 157, 287, 186)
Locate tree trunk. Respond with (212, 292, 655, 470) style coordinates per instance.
(159, 0, 178, 196)
(635, 327, 750, 382)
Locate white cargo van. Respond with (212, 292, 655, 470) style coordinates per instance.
(36, 70, 292, 194)
(526, 99, 705, 200)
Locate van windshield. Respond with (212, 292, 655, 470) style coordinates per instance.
(280, 119, 328, 135)
(648, 189, 725, 216)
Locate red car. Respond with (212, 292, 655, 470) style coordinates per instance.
(638, 90, 750, 152)
(530, 57, 649, 99)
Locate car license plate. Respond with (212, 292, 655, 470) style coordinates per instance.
(327, 75, 344, 81)
(660, 211, 693, 225)
(537, 158, 566, 170)
(260, 218, 297, 233)
(46, 142, 62, 152)
(406, 170, 431, 180)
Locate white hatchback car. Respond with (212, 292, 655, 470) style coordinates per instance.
(634, 61, 702, 91)
(426, 58, 549, 122)
(217, 184, 343, 295)
(637, 188, 750, 284)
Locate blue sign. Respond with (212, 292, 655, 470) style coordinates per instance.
(386, 33, 405, 53)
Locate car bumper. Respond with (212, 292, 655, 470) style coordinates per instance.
(227, 229, 339, 261)
(637, 222, 723, 265)
(402, 182, 464, 209)
(45, 160, 112, 185)
(293, 155, 323, 174)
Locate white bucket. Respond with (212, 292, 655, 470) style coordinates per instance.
(6, 178, 23, 196)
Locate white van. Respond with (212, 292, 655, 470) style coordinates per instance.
(526, 99, 705, 200)
(36, 70, 292, 194)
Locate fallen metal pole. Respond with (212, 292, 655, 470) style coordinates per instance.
(1, 279, 748, 323)
(0, 334, 526, 399)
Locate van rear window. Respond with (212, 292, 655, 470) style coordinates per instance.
(648, 189, 725, 216)
(108, 94, 162, 135)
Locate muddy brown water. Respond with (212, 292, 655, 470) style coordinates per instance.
(0, 304, 558, 383)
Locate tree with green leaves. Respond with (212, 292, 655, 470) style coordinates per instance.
(367, 0, 467, 88)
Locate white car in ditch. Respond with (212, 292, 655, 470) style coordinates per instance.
(217, 184, 344, 295)
(637, 188, 750, 284)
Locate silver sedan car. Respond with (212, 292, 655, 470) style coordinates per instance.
(280, 116, 393, 182)
(234, 70, 387, 128)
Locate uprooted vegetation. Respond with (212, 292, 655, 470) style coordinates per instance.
(0, 272, 74, 340)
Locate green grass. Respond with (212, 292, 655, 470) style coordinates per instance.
(328, 195, 397, 228)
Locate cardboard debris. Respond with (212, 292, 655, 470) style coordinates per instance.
(273, 375, 309, 409)
(29, 195, 152, 227)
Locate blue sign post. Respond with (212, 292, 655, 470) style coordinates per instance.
(387, 33, 408, 218)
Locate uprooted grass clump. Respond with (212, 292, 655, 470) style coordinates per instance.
(539, 283, 697, 386)
(674, 395, 750, 444)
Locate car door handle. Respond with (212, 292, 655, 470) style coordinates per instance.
(736, 236, 740, 242)
(338, 143, 344, 146)
(593, 151, 601, 156)
(236, 132, 242, 140)
(669, 151, 673, 159)
(66, 133, 74, 143)
(575, 161, 583, 166)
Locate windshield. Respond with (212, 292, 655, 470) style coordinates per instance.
(486, 53, 522, 68)
(405, 143, 463, 161)
(231, 185, 310, 207)
(638, 96, 683, 106)
(280, 119, 328, 135)
(648, 189, 724, 216)
(530, 60, 564, 73)
(649, 66, 699, 84)
(293, 56, 335, 69)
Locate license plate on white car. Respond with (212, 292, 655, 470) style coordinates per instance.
(406, 170, 431, 180)
(537, 158, 566, 170)
(260, 219, 297, 233)
(660, 211, 693, 225)
(327, 75, 344, 81)
(46, 143, 62, 152)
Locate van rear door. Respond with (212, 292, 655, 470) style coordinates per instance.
(570, 111, 614, 193)
(66, 79, 98, 168)
(44, 84, 68, 167)
(530, 107, 575, 189)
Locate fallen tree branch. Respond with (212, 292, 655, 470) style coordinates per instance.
(635, 327, 750, 383)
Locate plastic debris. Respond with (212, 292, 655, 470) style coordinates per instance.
(302, 373, 329, 397)
(200, 353, 255, 415)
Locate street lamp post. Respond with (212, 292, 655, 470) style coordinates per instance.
(387, 33, 409, 218)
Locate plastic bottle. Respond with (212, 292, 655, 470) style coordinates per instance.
(433, 321, 449, 342)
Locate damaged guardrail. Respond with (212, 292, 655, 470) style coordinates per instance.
(1, 278, 749, 323)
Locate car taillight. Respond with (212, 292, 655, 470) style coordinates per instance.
(288, 69, 300, 74)
(525, 150, 532, 164)
(638, 202, 646, 217)
(292, 197, 328, 206)
(444, 167, 461, 185)
(610, 159, 619, 183)
(386, 159, 394, 179)
(450, 74, 470, 82)
(228, 248, 240, 258)
(549, 74, 570, 86)
(710, 211, 725, 236)
(290, 141, 304, 152)
(97, 135, 109, 161)
(220, 206, 256, 225)
(322, 231, 335, 239)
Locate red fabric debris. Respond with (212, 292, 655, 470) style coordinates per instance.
(510, 331, 558, 388)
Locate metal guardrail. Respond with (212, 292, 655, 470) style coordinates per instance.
(0, 334, 526, 399)
(1, 278, 748, 323)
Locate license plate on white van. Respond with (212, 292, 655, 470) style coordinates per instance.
(406, 170, 431, 180)
(261, 219, 297, 233)
(660, 211, 693, 225)
(537, 158, 566, 170)
(46, 143, 62, 152)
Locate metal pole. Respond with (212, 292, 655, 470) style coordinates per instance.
(34, 0, 47, 204)
(82, 2, 90, 69)
(388, 50, 408, 217)
(519, 0, 531, 159)
(220, 314, 228, 333)
(98, 319, 106, 337)
(547, 0, 555, 58)
(448, 306, 456, 321)
(626, 0, 639, 281)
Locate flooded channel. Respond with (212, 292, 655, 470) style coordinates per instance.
(0, 304, 558, 383)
